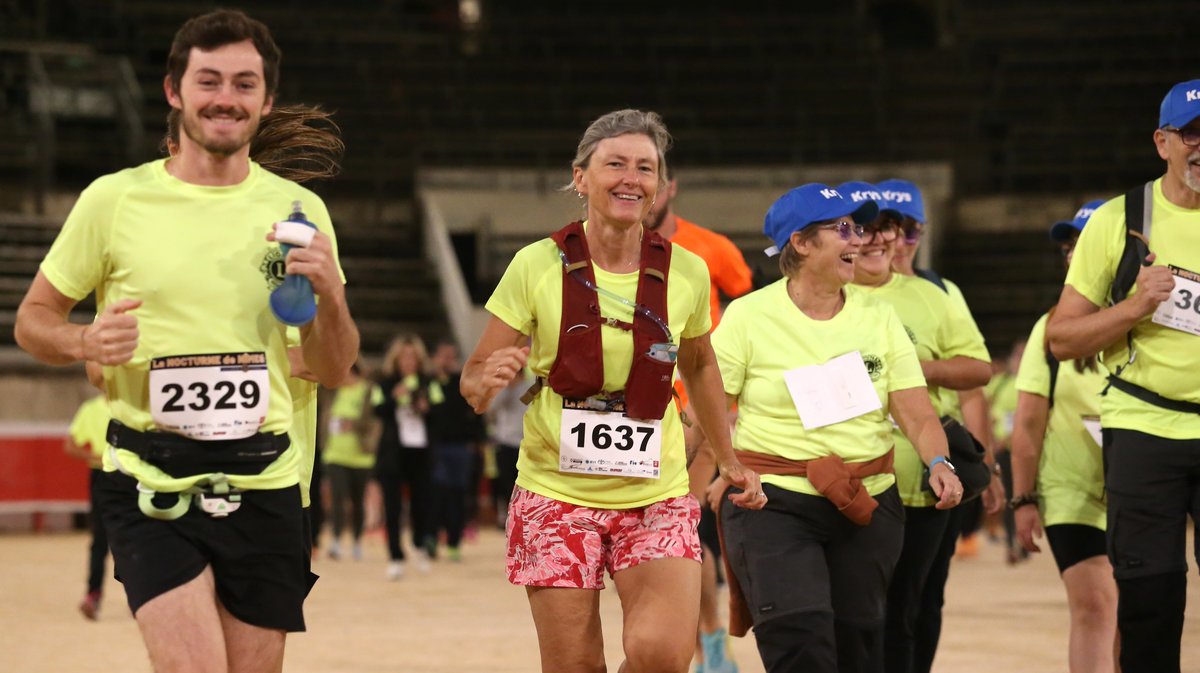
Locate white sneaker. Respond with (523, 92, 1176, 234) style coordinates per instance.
(416, 551, 432, 574)
(352, 543, 363, 561)
(386, 561, 405, 581)
(327, 541, 342, 561)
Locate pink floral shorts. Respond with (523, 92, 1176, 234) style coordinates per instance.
(505, 486, 702, 589)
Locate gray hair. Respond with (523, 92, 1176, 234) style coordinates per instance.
(565, 109, 672, 193)
(778, 226, 822, 278)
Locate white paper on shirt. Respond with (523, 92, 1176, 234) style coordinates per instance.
(783, 351, 882, 430)
(1151, 265, 1200, 336)
(396, 406, 427, 447)
(1081, 416, 1103, 448)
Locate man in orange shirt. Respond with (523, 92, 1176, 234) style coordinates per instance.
(646, 168, 752, 673)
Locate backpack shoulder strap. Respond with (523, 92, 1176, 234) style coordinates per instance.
(1110, 181, 1153, 305)
(1045, 349, 1060, 409)
(914, 267, 948, 293)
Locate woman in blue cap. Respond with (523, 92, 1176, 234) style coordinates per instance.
(707, 183, 962, 673)
(1011, 199, 1117, 673)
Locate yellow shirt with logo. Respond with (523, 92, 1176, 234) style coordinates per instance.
(1064, 178, 1200, 439)
(40, 158, 343, 493)
(854, 273, 991, 507)
(485, 228, 711, 509)
(323, 379, 383, 470)
(712, 278, 926, 497)
(1016, 314, 1106, 529)
(69, 395, 111, 466)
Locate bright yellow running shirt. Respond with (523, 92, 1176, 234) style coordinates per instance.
(1065, 178, 1200, 439)
(287, 328, 319, 508)
(69, 395, 111, 464)
(322, 379, 383, 470)
(40, 158, 343, 493)
(854, 273, 991, 507)
(986, 373, 1018, 449)
(1015, 314, 1107, 528)
(713, 278, 926, 497)
(485, 226, 711, 509)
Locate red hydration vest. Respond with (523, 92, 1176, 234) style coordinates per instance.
(547, 220, 676, 421)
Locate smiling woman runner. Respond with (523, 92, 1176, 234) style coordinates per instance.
(461, 109, 765, 673)
(707, 183, 962, 673)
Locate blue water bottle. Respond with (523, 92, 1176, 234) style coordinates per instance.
(269, 201, 318, 326)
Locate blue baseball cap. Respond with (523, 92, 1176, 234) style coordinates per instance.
(1159, 79, 1200, 129)
(1049, 198, 1107, 242)
(836, 181, 885, 223)
(876, 179, 926, 223)
(763, 183, 878, 255)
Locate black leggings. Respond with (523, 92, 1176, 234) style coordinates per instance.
(376, 448, 432, 561)
(86, 469, 109, 594)
(327, 464, 372, 541)
(883, 505, 954, 673)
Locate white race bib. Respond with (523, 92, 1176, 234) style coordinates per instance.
(1151, 265, 1200, 336)
(783, 351, 882, 430)
(1082, 415, 1103, 448)
(149, 352, 270, 440)
(396, 406, 427, 448)
(559, 399, 662, 479)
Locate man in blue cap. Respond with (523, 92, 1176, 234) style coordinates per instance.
(1048, 79, 1200, 673)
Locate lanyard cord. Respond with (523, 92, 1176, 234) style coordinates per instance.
(558, 250, 673, 343)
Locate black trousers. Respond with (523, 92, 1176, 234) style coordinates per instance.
(723, 485, 904, 673)
(86, 468, 109, 595)
(913, 504, 968, 673)
(376, 447, 432, 561)
(1103, 428, 1200, 673)
(327, 464, 372, 541)
(883, 505, 951, 673)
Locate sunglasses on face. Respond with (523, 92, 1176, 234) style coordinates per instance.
(1164, 126, 1200, 148)
(816, 219, 865, 240)
(900, 218, 924, 244)
(862, 219, 899, 243)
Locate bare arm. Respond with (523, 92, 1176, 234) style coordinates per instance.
(677, 333, 764, 510)
(1046, 256, 1174, 361)
(275, 228, 359, 388)
(889, 386, 961, 509)
(15, 271, 140, 366)
(920, 356, 991, 390)
(63, 436, 95, 464)
(461, 316, 529, 413)
(1010, 390, 1050, 552)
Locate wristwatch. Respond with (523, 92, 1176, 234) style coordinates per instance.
(928, 455, 956, 474)
(1008, 492, 1039, 510)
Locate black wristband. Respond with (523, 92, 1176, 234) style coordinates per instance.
(1008, 492, 1039, 510)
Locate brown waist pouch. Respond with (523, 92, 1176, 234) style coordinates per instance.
(717, 448, 894, 637)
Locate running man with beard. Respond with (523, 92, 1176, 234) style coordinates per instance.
(645, 167, 751, 673)
(14, 10, 358, 672)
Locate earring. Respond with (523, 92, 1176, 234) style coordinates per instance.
(576, 191, 584, 199)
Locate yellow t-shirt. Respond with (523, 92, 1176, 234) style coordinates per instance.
(1016, 314, 1107, 529)
(322, 379, 382, 470)
(40, 158, 343, 492)
(286, 328, 319, 508)
(485, 229, 711, 509)
(1064, 178, 1200, 439)
(985, 373, 1018, 448)
(854, 273, 991, 507)
(69, 395, 111, 465)
(712, 278, 926, 497)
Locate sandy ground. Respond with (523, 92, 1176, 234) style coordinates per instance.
(1, 525, 1197, 672)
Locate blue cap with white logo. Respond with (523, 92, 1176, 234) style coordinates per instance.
(1049, 198, 1108, 242)
(876, 178, 926, 223)
(763, 183, 879, 255)
(836, 181, 885, 224)
(1159, 79, 1200, 129)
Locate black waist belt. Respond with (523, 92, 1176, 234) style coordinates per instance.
(107, 420, 290, 477)
(1105, 376, 1200, 415)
